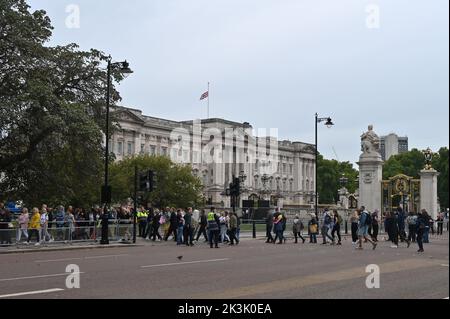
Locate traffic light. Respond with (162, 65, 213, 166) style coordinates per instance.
(139, 170, 157, 192)
(229, 177, 241, 197)
(149, 170, 157, 192)
(234, 177, 241, 196)
(139, 171, 150, 192)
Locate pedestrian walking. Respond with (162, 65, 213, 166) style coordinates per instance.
(55, 206, 66, 241)
(137, 206, 148, 238)
(195, 210, 208, 242)
(151, 209, 163, 241)
(293, 215, 306, 244)
(406, 212, 418, 243)
(17, 208, 30, 244)
(0, 207, 12, 246)
(228, 212, 239, 246)
(416, 209, 429, 253)
(350, 210, 359, 246)
(321, 208, 335, 245)
(207, 207, 220, 248)
(331, 210, 342, 245)
(422, 210, 433, 244)
(39, 207, 52, 243)
(273, 212, 284, 244)
(370, 210, 379, 242)
(183, 208, 194, 246)
(164, 208, 178, 241)
(176, 209, 185, 245)
(436, 213, 444, 236)
(356, 206, 377, 250)
(308, 214, 319, 244)
(27, 208, 41, 245)
(265, 210, 274, 243)
(219, 212, 230, 243)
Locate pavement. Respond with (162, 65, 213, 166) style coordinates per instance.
(0, 235, 448, 299)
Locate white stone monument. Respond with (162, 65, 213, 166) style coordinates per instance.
(357, 125, 383, 212)
(419, 148, 440, 220)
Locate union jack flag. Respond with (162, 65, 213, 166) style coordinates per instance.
(200, 91, 209, 100)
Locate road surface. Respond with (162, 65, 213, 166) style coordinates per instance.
(0, 236, 448, 299)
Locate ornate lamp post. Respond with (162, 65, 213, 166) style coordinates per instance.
(101, 58, 133, 245)
(315, 114, 334, 217)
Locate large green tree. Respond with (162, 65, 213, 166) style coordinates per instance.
(317, 155, 359, 204)
(383, 147, 449, 209)
(109, 155, 203, 209)
(0, 0, 123, 207)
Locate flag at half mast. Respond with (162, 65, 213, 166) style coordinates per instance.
(200, 91, 209, 100)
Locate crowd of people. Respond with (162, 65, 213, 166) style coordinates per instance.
(0, 201, 447, 252)
(0, 202, 105, 246)
(135, 206, 240, 248)
(263, 205, 445, 253)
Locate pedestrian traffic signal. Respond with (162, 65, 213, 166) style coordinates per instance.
(139, 171, 150, 192)
(149, 170, 157, 192)
(139, 170, 157, 192)
(233, 177, 241, 196)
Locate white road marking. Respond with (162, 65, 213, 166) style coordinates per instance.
(141, 258, 230, 269)
(0, 288, 64, 299)
(35, 257, 82, 263)
(0, 272, 84, 282)
(35, 254, 128, 263)
(441, 264, 449, 267)
(85, 254, 129, 260)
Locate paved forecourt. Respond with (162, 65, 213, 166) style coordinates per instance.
(0, 236, 448, 299)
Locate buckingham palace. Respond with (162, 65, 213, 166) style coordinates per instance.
(109, 106, 317, 208)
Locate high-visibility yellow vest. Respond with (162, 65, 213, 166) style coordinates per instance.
(207, 212, 215, 221)
(137, 211, 148, 219)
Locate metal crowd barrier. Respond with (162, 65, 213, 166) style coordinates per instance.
(0, 220, 136, 247)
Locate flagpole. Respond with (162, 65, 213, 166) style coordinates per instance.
(207, 82, 210, 119)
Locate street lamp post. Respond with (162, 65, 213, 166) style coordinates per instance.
(315, 113, 334, 218)
(101, 58, 133, 245)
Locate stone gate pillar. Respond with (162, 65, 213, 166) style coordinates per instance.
(357, 125, 383, 213)
(419, 169, 439, 220)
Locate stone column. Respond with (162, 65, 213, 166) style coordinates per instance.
(357, 154, 383, 213)
(134, 131, 141, 155)
(419, 169, 440, 220)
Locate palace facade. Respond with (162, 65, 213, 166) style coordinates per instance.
(109, 106, 317, 208)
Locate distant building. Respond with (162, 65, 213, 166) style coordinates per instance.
(380, 133, 409, 161)
(109, 106, 317, 207)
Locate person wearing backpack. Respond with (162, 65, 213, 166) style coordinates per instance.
(293, 215, 306, 244)
(321, 208, 335, 245)
(55, 205, 66, 241)
(370, 210, 380, 242)
(416, 209, 429, 253)
(308, 215, 318, 244)
(406, 212, 418, 243)
(356, 206, 377, 250)
(331, 210, 342, 245)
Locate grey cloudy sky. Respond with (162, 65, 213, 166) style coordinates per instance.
(28, 0, 449, 164)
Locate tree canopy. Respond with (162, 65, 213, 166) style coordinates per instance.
(0, 0, 124, 207)
(382, 147, 449, 209)
(109, 155, 203, 209)
(317, 155, 359, 205)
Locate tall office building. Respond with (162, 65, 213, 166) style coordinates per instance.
(380, 133, 409, 161)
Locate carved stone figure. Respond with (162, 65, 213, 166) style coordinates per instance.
(361, 125, 380, 155)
